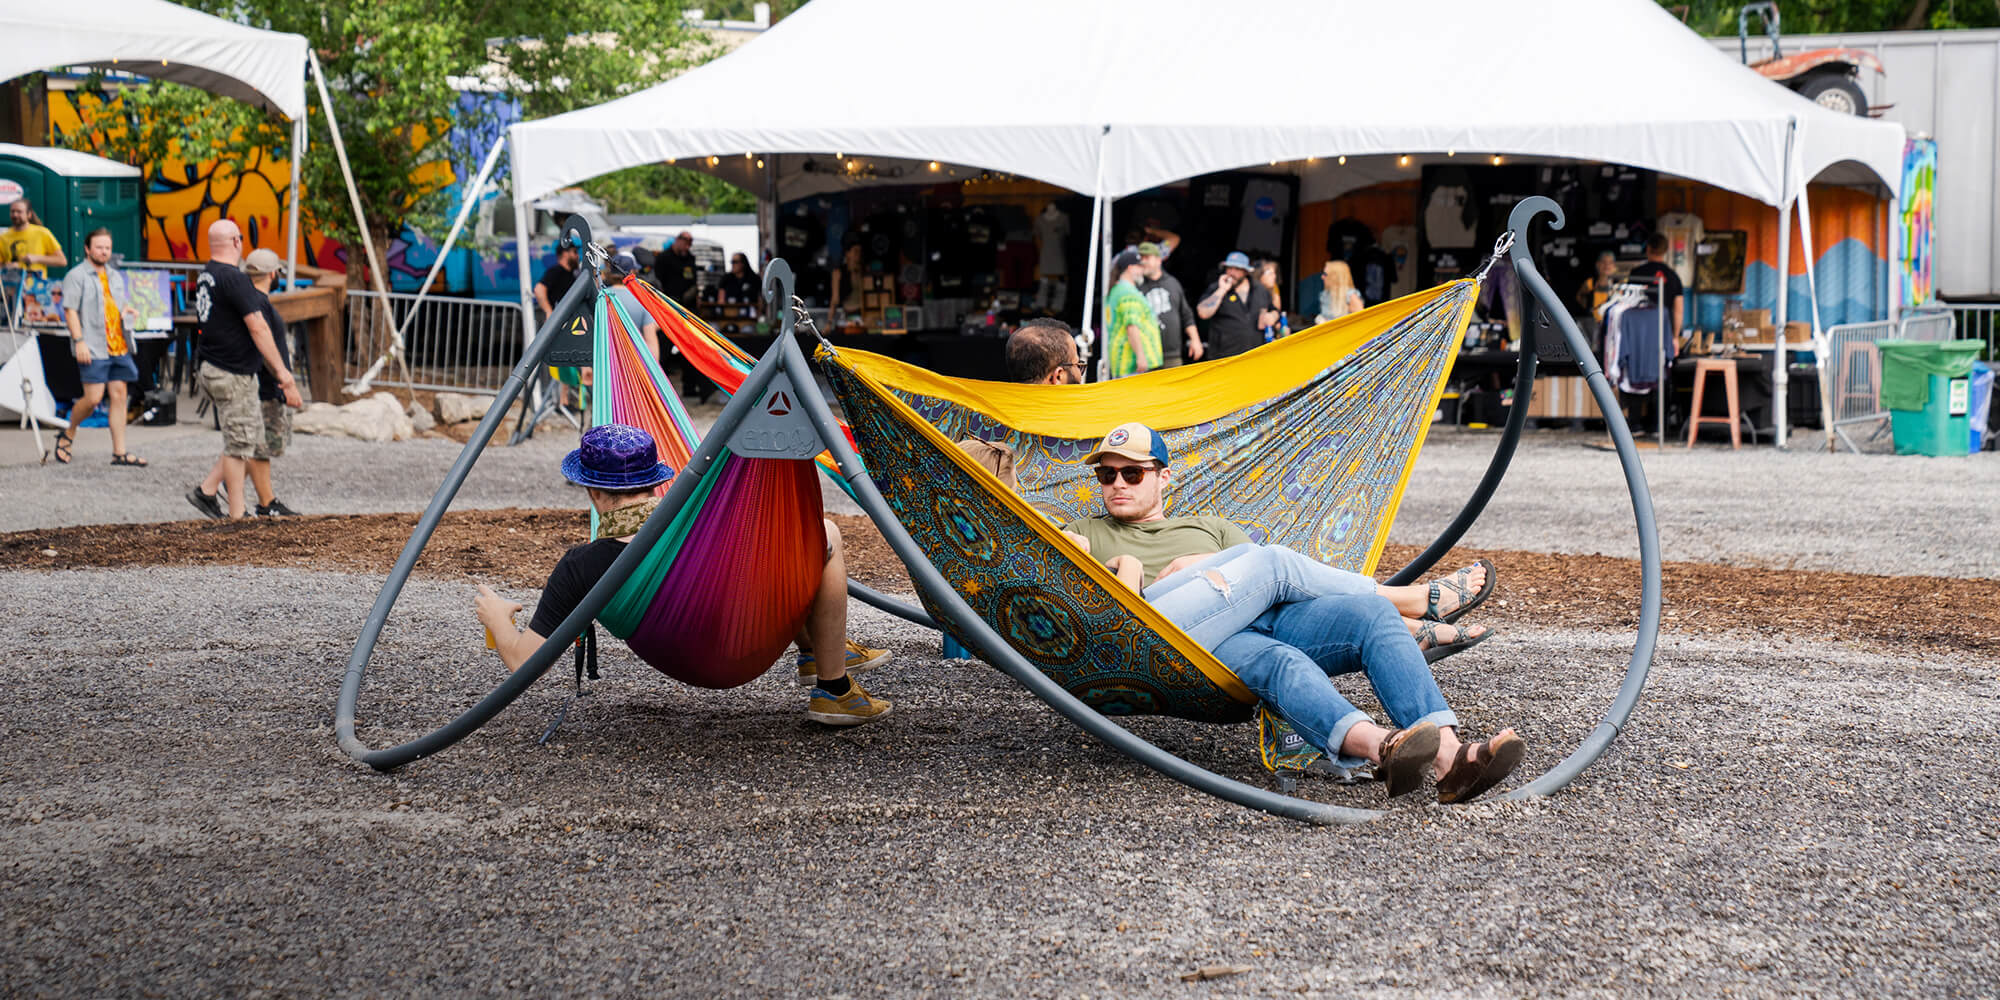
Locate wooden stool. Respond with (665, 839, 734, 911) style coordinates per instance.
(1835, 341, 1880, 417)
(1686, 358, 1741, 449)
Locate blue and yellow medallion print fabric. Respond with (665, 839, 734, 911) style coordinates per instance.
(824, 362, 1257, 724)
(882, 282, 1473, 575)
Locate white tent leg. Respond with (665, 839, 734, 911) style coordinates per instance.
(1080, 192, 1105, 378)
(1774, 196, 1791, 450)
(1887, 184, 1904, 323)
(346, 139, 506, 395)
(1795, 182, 1834, 451)
(308, 50, 408, 396)
(286, 118, 303, 292)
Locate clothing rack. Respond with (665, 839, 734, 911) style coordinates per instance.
(1605, 273, 1669, 445)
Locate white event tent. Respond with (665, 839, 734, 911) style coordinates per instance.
(0, 0, 395, 377)
(498, 0, 1906, 444)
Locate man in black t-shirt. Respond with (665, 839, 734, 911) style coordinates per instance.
(473, 423, 893, 726)
(1628, 233, 1684, 336)
(185, 221, 300, 521)
(653, 231, 699, 302)
(533, 244, 580, 320)
(1138, 242, 1200, 365)
(1195, 251, 1277, 360)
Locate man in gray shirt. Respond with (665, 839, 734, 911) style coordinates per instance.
(1137, 241, 1200, 365)
(51, 227, 143, 466)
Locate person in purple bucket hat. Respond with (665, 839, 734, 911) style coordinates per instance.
(474, 423, 892, 725)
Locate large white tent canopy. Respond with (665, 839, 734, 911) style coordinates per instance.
(0, 0, 307, 119)
(509, 0, 1906, 208)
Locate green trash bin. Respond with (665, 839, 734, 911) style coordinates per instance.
(1879, 339, 1983, 457)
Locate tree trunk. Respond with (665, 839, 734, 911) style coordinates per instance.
(1899, 0, 1933, 30)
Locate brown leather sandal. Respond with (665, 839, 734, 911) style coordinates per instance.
(1375, 720, 1440, 799)
(1436, 729, 1525, 804)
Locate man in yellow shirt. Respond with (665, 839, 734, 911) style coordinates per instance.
(0, 199, 67, 275)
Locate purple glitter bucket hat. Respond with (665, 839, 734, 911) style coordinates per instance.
(561, 423, 676, 490)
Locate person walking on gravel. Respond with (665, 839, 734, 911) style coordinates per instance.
(474, 423, 893, 726)
(50, 228, 145, 468)
(184, 221, 301, 520)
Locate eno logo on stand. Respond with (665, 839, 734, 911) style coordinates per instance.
(729, 373, 823, 459)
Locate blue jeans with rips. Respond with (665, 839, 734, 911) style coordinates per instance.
(1210, 592, 1457, 766)
(1143, 543, 1380, 650)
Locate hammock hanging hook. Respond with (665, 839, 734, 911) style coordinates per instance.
(1470, 230, 1516, 281)
(793, 296, 837, 355)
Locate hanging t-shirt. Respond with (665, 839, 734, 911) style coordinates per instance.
(194, 259, 266, 375)
(1202, 279, 1273, 360)
(1034, 207, 1069, 277)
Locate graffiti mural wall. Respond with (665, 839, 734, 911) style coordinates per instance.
(48, 91, 350, 273)
(1899, 137, 1936, 309)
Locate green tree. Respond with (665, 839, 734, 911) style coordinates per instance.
(58, 0, 714, 287)
(1664, 0, 2000, 36)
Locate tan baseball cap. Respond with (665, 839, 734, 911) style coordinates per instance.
(1083, 422, 1170, 466)
(243, 248, 286, 275)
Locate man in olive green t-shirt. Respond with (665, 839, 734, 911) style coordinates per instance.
(1060, 421, 1523, 803)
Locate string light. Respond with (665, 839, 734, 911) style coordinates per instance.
(1491, 154, 1503, 165)
(707, 155, 719, 166)
(1446, 149, 1456, 157)
(928, 161, 940, 172)
(1337, 155, 1346, 165)
(1398, 155, 1410, 167)
(756, 158, 765, 168)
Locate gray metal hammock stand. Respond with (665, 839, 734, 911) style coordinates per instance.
(334, 198, 1661, 825)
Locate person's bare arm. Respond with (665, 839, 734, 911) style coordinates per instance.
(1672, 297, 1684, 336)
(1258, 307, 1280, 329)
(63, 306, 91, 364)
(1060, 529, 1092, 554)
(1196, 276, 1232, 319)
(244, 310, 302, 408)
(475, 584, 543, 672)
(1124, 324, 1149, 374)
(1185, 324, 1204, 361)
(534, 281, 553, 315)
(1148, 227, 1181, 255)
(27, 242, 66, 269)
(1107, 554, 1145, 592)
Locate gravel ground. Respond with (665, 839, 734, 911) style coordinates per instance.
(3, 565, 1995, 998)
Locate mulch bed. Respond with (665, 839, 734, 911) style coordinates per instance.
(5, 509, 1995, 656)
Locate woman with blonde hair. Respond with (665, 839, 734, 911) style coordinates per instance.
(1316, 259, 1365, 324)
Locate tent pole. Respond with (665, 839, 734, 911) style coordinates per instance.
(1887, 180, 1903, 323)
(1080, 193, 1104, 373)
(345, 139, 506, 395)
(1795, 181, 1835, 451)
(1774, 196, 1791, 449)
(1772, 119, 1796, 449)
(308, 50, 410, 397)
(285, 118, 303, 293)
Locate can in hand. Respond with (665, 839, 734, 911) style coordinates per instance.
(484, 626, 497, 649)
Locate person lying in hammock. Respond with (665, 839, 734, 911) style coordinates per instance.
(474, 423, 892, 726)
(1061, 421, 1523, 803)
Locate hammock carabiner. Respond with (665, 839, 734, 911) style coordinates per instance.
(1469, 230, 1516, 282)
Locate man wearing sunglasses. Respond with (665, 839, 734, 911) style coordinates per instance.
(1060, 421, 1521, 803)
(1005, 317, 1086, 385)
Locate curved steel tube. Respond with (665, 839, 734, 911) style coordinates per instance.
(1494, 198, 1662, 799)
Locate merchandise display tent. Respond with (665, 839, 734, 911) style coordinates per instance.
(498, 0, 1906, 443)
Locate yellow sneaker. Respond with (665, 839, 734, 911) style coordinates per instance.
(795, 639, 891, 685)
(805, 679, 891, 726)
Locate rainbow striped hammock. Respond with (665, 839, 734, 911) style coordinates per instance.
(617, 276, 1478, 720)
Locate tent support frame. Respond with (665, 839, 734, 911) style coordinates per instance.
(336, 205, 1659, 824)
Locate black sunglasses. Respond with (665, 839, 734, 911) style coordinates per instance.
(1094, 465, 1155, 485)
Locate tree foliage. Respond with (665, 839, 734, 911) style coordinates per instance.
(57, 1, 713, 280)
(1663, 0, 2000, 36)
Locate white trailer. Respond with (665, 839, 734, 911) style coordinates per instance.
(1718, 27, 2000, 300)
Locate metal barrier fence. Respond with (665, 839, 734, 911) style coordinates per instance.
(1938, 303, 1999, 359)
(343, 291, 526, 395)
(1822, 311, 1958, 453)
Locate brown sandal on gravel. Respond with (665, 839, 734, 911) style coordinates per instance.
(1375, 721, 1440, 799)
(1436, 729, 1525, 804)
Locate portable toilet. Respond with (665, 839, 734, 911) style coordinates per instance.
(0, 143, 144, 265)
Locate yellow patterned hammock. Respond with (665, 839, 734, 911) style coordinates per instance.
(817, 279, 1479, 724)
